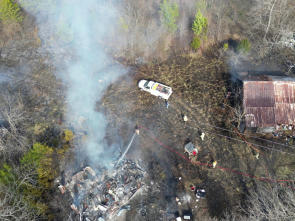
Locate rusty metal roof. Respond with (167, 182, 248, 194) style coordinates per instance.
(243, 80, 295, 128)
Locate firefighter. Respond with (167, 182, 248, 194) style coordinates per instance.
(165, 100, 169, 109)
(200, 132, 205, 141)
(135, 125, 140, 135)
(196, 189, 206, 198)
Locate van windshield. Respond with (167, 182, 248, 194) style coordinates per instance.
(144, 81, 150, 88)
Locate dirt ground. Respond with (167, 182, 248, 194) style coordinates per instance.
(101, 52, 295, 220)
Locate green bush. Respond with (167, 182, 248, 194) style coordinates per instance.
(192, 10, 207, 36)
(223, 43, 229, 51)
(0, 164, 15, 185)
(0, 0, 23, 23)
(21, 143, 56, 189)
(191, 36, 201, 50)
(119, 17, 129, 31)
(190, 9, 208, 50)
(237, 38, 251, 53)
(64, 129, 74, 142)
(160, 0, 179, 33)
(0, 142, 68, 218)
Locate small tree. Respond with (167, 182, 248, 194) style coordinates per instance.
(21, 143, 55, 189)
(63, 129, 74, 142)
(192, 10, 207, 36)
(160, 0, 179, 33)
(191, 36, 201, 50)
(223, 43, 229, 51)
(0, 0, 23, 23)
(237, 38, 251, 53)
(241, 184, 295, 220)
(191, 9, 208, 51)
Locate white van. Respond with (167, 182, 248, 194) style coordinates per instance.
(138, 80, 172, 100)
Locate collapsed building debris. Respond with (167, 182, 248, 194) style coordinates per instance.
(61, 159, 146, 220)
(58, 185, 66, 194)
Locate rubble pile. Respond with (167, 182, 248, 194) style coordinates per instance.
(63, 160, 145, 220)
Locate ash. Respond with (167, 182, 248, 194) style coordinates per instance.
(61, 159, 146, 221)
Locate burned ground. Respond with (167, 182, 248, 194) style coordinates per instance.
(102, 53, 295, 219)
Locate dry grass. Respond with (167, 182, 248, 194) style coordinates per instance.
(103, 54, 228, 125)
(0, 21, 21, 43)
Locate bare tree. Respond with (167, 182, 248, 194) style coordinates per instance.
(239, 183, 295, 220)
(0, 166, 38, 221)
(206, 183, 295, 221)
(248, 0, 295, 57)
(0, 87, 29, 161)
(263, 0, 278, 40)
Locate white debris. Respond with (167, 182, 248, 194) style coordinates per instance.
(58, 185, 66, 194)
(71, 204, 79, 214)
(97, 205, 108, 212)
(84, 166, 96, 177)
(182, 194, 191, 203)
(184, 215, 191, 220)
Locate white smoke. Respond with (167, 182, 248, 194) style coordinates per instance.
(20, 0, 125, 166)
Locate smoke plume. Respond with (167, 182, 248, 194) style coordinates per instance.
(20, 0, 125, 166)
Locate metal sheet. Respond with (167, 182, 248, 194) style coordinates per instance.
(243, 80, 295, 128)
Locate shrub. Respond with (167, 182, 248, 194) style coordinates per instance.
(0, 142, 68, 217)
(192, 10, 207, 36)
(237, 38, 251, 53)
(64, 129, 74, 142)
(21, 143, 55, 189)
(0, 0, 23, 23)
(223, 43, 229, 51)
(119, 17, 129, 31)
(33, 123, 47, 135)
(191, 36, 201, 50)
(0, 164, 15, 185)
(160, 0, 179, 33)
